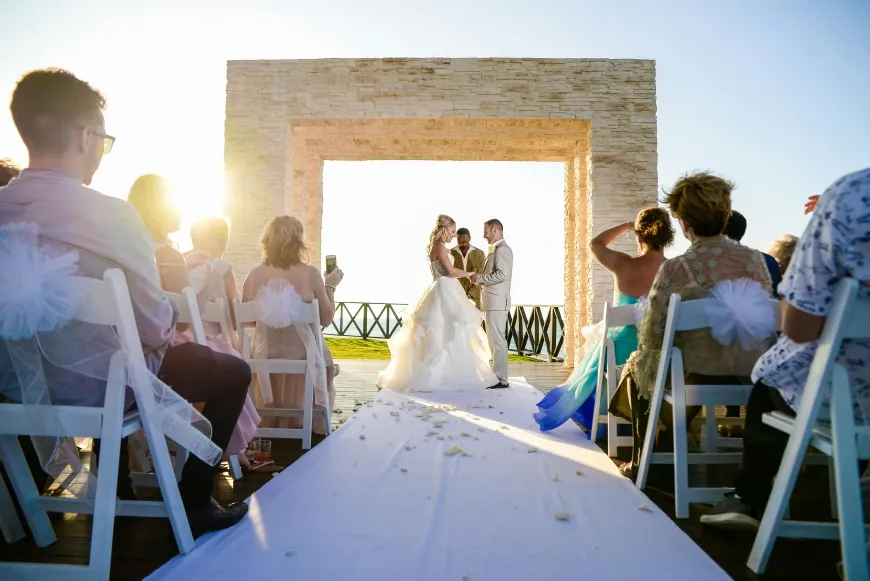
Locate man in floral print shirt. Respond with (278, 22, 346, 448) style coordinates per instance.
(702, 167, 870, 530)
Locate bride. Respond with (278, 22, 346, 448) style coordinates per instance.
(377, 214, 499, 393)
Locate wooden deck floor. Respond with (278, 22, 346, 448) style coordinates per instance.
(0, 361, 845, 580)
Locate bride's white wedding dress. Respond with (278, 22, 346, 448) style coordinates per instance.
(376, 260, 498, 393)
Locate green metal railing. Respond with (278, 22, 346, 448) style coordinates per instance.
(325, 302, 565, 361)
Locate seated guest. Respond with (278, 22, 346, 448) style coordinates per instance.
(0, 158, 19, 187)
(242, 216, 344, 435)
(535, 208, 674, 436)
(610, 172, 775, 479)
(702, 168, 870, 530)
(127, 175, 259, 470)
(724, 210, 783, 297)
(722, 210, 784, 434)
(185, 216, 239, 321)
(767, 234, 799, 276)
(0, 68, 250, 536)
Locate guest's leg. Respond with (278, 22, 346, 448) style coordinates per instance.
(701, 381, 794, 529)
(733, 382, 794, 513)
(156, 342, 250, 509)
(91, 437, 134, 500)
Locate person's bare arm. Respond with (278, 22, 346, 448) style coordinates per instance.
(781, 301, 826, 343)
(312, 266, 337, 327)
(156, 246, 191, 294)
(435, 245, 471, 278)
(590, 221, 634, 274)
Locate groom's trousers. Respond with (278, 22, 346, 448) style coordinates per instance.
(485, 310, 509, 383)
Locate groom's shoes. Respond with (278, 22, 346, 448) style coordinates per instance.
(487, 381, 510, 389)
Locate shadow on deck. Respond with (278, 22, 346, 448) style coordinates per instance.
(0, 361, 844, 580)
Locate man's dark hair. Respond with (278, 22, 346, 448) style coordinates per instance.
(0, 158, 20, 187)
(484, 219, 503, 231)
(10, 68, 107, 155)
(724, 210, 747, 242)
(456, 227, 470, 237)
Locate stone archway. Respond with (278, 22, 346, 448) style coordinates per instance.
(224, 58, 658, 362)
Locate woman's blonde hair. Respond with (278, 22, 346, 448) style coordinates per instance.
(190, 216, 230, 247)
(767, 234, 799, 264)
(427, 214, 456, 257)
(260, 215, 308, 269)
(662, 171, 734, 237)
(127, 174, 178, 242)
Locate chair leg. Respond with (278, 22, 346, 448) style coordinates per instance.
(672, 376, 691, 519)
(89, 432, 123, 581)
(829, 367, 869, 581)
(139, 422, 195, 554)
(590, 379, 603, 447)
(636, 375, 666, 491)
(229, 455, 243, 480)
(0, 459, 26, 544)
(747, 416, 813, 573)
(0, 436, 56, 547)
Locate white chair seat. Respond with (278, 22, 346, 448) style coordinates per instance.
(748, 278, 870, 580)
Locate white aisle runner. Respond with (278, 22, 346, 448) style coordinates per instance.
(147, 379, 729, 581)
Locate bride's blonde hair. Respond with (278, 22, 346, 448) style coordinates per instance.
(427, 214, 456, 258)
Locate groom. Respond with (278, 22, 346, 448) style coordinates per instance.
(470, 219, 513, 389)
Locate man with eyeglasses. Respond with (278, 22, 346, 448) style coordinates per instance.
(0, 68, 250, 537)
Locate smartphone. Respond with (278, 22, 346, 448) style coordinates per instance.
(325, 255, 337, 274)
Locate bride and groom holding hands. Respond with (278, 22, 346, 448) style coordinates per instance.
(377, 215, 513, 392)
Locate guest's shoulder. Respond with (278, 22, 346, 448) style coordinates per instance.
(80, 185, 149, 228)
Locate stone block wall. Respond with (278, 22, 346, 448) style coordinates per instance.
(224, 58, 658, 365)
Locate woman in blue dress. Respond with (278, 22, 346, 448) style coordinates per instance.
(535, 208, 675, 435)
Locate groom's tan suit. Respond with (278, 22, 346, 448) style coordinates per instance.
(476, 240, 513, 384)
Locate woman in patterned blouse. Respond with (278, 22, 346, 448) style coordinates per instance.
(610, 172, 775, 479)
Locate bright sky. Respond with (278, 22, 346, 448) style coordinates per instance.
(2, 0, 868, 305)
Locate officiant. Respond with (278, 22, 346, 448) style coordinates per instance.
(451, 227, 486, 309)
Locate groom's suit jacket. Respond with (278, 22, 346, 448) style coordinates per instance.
(477, 240, 513, 312)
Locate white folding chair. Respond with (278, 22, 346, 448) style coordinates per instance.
(234, 298, 330, 450)
(131, 288, 244, 484)
(0, 452, 26, 544)
(589, 302, 636, 457)
(635, 293, 781, 518)
(0, 269, 195, 581)
(748, 278, 870, 579)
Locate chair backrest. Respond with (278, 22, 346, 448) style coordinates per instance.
(803, 279, 869, 397)
(602, 302, 639, 329)
(165, 288, 207, 347)
(670, 297, 782, 333)
(233, 297, 322, 359)
(651, 291, 780, 393)
(74, 269, 150, 370)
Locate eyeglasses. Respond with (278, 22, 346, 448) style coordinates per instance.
(96, 133, 115, 154)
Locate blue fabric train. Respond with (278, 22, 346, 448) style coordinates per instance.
(534, 293, 640, 435)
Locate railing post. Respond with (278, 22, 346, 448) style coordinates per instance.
(362, 304, 369, 339)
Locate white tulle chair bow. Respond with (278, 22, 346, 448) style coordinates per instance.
(0, 222, 221, 498)
(252, 279, 328, 412)
(707, 279, 777, 350)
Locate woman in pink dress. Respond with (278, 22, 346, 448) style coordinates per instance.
(127, 174, 259, 469)
(242, 216, 344, 435)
